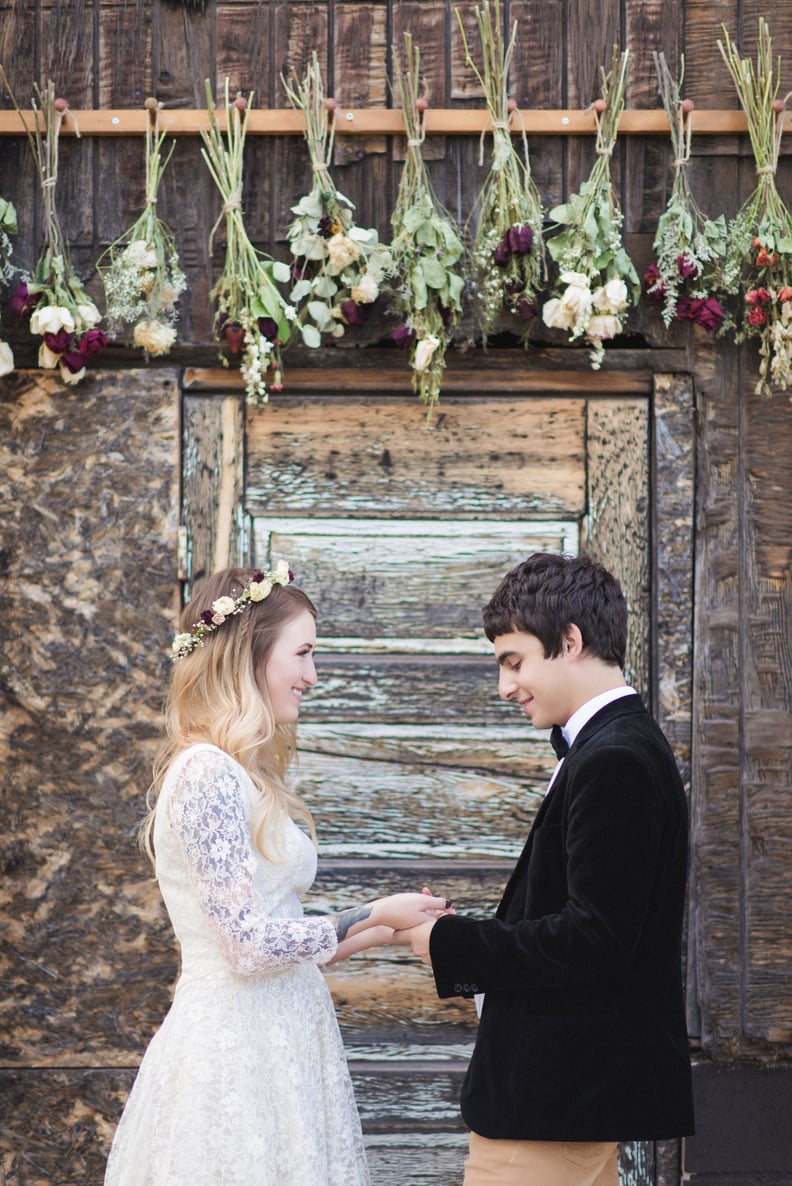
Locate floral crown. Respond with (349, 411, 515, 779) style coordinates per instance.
(171, 560, 294, 660)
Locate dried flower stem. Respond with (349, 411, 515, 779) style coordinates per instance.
(389, 33, 465, 415)
(457, 0, 545, 340)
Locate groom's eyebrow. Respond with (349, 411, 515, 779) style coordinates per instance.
(495, 650, 518, 666)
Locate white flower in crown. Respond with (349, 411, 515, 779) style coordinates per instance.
(212, 596, 237, 617)
(172, 632, 193, 656)
(171, 561, 295, 660)
(272, 559, 291, 585)
(249, 578, 272, 601)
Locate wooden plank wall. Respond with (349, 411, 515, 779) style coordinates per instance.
(1, 2, 791, 1184)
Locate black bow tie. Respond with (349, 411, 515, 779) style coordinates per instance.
(550, 724, 569, 759)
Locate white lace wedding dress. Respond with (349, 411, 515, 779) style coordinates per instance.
(104, 743, 371, 1186)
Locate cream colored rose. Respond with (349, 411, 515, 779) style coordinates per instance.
(249, 578, 273, 601)
(327, 233, 360, 270)
(413, 335, 441, 372)
(38, 341, 61, 369)
(586, 313, 621, 341)
(76, 302, 102, 328)
(212, 596, 237, 617)
(350, 273, 379, 304)
(31, 304, 75, 335)
(0, 340, 14, 376)
(272, 559, 291, 585)
(557, 275, 593, 325)
(133, 319, 177, 356)
(593, 278, 629, 314)
(542, 297, 575, 331)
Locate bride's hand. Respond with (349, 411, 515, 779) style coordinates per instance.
(371, 892, 452, 932)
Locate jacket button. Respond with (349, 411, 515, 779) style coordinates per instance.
(453, 982, 462, 993)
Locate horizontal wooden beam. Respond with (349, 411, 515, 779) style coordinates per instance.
(183, 365, 652, 393)
(0, 106, 772, 138)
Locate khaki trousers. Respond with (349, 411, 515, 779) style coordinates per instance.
(463, 1131, 620, 1186)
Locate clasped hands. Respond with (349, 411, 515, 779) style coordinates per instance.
(382, 887, 455, 966)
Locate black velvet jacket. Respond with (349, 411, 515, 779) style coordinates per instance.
(429, 695, 695, 1141)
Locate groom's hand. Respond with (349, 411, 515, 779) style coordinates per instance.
(393, 919, 437, 965)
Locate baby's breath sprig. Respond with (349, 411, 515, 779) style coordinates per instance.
(643, 54, 727, 334)
(542, 47, 639, 370)
(97, 100, 186, 357)
(200, 79, 295, 404)
(388, 33, 465, 414)
(283, 54, 394, 347)
(718, 19, 792, 395)
(1, 71, 107, 384)
(458, 0, 545, 342)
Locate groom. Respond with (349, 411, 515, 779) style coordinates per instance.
(400, 553, 694, 1186)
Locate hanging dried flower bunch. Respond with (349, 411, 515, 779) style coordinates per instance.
(718, 19, 792, 395)
(283, 53, 393, 347)
(200, 79, 295, 404)
(1, 73, 107, 384)
(542, 47, 639, 369)
(388, 34, 465, 413)
(98, 99, 187, 357)
(458, 0, 545, 341)
(0, 195, 18, 377)
(643, 54, 727, 333)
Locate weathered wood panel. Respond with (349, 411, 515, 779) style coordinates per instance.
(300, 722, 551, 777)
(0, 369, 180, 1080)
(181, 394, 247, 588)
(653, 374, 694, 777)
(742, 379, 792, 1049)
(298, 746, 545, 860)
(246, 396, 587, 517)
(254, 517, 577, 638)
(307, 653, 514, 724)
(583, 397, 651, 698)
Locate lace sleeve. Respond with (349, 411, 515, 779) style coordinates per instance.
(166, 750, 337, 975)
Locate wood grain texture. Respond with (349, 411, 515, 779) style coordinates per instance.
(254, 518, 577, 638)
(246, 395, 587, 518)
(583, 397, 651, 699)
(0, 369, 180, 1076)
(181, 394, 247, 589)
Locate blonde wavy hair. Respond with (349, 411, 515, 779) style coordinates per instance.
(141, 566, 318, 864)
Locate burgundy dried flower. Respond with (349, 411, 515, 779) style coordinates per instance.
(79, 328, 108, 361)
(60, 345, 87, 374)
(223, 322, 245, 353)
(318, 215, 335, 240)
(43, 328, 72, 354)
(492, 239, 511, 267)
(516, 297, 539, 321)
(676, 254, 699, 280)
(691, 298, 723, 332)
(258, 317, 278, 340)
(643, 264, 665, 301)
(340, 300, 365, 326)
(390, 324, 416, 348)
(200, 610, 215, 625)
(507, 224, 533, 255)
(8, 282, 39, 319)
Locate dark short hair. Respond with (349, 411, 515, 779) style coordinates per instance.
(482, 552, 627, 667)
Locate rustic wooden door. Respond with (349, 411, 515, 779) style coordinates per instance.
(181, 360, 655, 1185)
